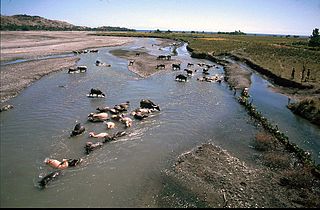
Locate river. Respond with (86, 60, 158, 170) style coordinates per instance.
(0, 37, 319, 207)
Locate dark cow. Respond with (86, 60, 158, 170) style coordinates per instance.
(166, 55, 172, 60)
(156, 64, 166, 69)
(77, 66, 88, 72)
(136, 52, 141, 56)
(187, 63, 194, 67)
(184, 69, 193, 76)
(128, 60, 135, 66)
(172, 63, 181, 70)
(140, 99, 160, 111)
(68, 67, 78, 74)
(70, 123, 85, 137)
(88, 88, 105, 98)
(202, 68, 210, 75)
(104, 131, 127, 143)
(38, 170, 63, 189)
(85, 141, 104, 154)
(157, 55, 167, 60)
(175, 74, 188, 82)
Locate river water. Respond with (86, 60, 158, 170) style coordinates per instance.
(0, 38, 319, 207)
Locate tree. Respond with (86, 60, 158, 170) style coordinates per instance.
(309, 28, 320, 47)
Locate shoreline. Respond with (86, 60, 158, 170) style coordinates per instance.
(0, 31, 135, 104)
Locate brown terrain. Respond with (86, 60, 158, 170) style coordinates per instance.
(110, 48, 182, 78)
(0, 31, 134, 103)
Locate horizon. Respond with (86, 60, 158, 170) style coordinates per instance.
(1, 0, 320, 36)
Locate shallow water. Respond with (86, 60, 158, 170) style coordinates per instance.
(0, 53, 75, 67)
(0, 38, 319, 207)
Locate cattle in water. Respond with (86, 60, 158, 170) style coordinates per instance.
(88, 88, 105, 98)
(0, 104, 13, 112)
(88, 112, 109, 122)
(70, 123, 85, 137)
(184, 69, 193, 76)
(187, 63, 194, 67)
(140, 99, 160, 111)
(68, 66, 87, 74)
(172, 63, 181, 70)
(38, 170, 63, 189)
(175, 74, 188, 82)
(85, 141, 104, 154)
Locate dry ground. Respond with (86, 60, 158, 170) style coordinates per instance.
(0, 31, 134, 103)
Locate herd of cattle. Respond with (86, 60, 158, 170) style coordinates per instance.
(38, 49, 224, 188)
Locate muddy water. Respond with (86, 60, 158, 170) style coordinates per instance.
(0, 38, 319, 207)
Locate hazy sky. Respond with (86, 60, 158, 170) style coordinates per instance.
(1, 0, 320, 35)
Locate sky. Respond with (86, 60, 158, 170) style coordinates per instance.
(1, 0, 320, 35)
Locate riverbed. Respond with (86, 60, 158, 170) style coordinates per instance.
(0, 37, 319, 207)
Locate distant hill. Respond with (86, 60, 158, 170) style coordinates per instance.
(0, 14, 135, 31)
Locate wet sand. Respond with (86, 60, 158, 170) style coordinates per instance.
(110, 49, 182, 78)
(224, 63, 252, 89)
(0, 31, 134, 62)
(1, 57, 79, 102)
(0, 31, 134, 103)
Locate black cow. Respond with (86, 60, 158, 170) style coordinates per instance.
(140, 99, 160, 111)
(157, 55, 166, 60)
(88, 88, 105, 97)
(187, 63, 194, 67)
(38, 170, 63, 189)
(156, 64, 166, 69)
(85, 142, 103, 154)
(184, 69, 193, 76)
(70, 123, 85, 137)
(175, 74, 188, 82)
(172, 63, 181, 70)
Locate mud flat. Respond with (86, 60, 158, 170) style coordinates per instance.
(0, 57, 79, 102)
(0, 31, 134, 103)
(159, 143, 320, 208)
(110, 49, 182, 78)
(0, 31, 134, 62)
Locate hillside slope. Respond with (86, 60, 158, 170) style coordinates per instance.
(0, 14, 135, 31)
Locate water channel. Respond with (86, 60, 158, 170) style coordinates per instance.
(0, 37, 319, 207)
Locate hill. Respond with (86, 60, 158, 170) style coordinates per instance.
(0, 14, 135, 31)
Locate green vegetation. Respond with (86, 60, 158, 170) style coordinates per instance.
(217, 30, 246, 35)
(309, 28, 320, 47)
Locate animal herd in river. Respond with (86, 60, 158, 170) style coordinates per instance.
(39, 95, 161, 188)
(38, 47, 220, 188)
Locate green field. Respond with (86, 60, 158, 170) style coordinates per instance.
(97, 32, 320, 86)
